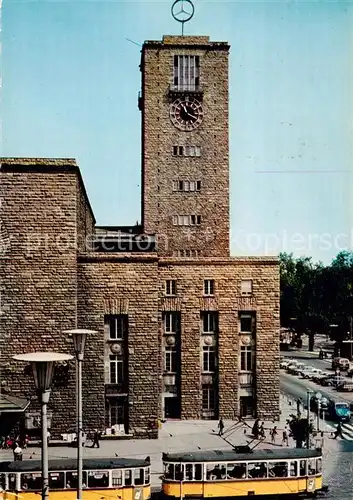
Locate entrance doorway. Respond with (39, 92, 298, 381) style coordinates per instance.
(105, 397, 129, 434)
(240, 396, 255, 417)
(164, 397, 180, 419)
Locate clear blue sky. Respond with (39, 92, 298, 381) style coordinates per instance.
(2, 0, 353, 264)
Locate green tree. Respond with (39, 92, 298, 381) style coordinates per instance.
(287, 414, 314, 449)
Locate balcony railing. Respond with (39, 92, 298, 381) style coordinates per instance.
(169, 84, 203, 96)
(239, 372, 253, 387)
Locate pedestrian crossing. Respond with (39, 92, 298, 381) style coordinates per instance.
(321, 420, 353, 440)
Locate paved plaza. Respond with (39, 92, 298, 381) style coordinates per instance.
(0, 395, 345, 489)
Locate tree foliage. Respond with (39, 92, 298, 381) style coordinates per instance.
(287, 414, 314, 449)
(280, 251, 353, 351)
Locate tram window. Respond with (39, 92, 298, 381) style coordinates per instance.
(185, 464, 193, 481)
(175, 464, 183, 481)
(299, 460, 306, 477)
(8, 474, 16, 491)
(165, 464, 174, 480)
(227, 463, 246, 479)
(247, 463, 267, 479)
(316, 458, 322, 474)
(0, 474, 6, 490)
(21, 473, 42, 490)
(88, 471, 109, 488)
(145, 467, 150, 484)
(125, 469, 132, 486)
(308, 459, 316, 476)
(66, 471, 87, 489)
(49, 472, 65, 489)
(134, 469, 144, 486)
(206, 464, 226, 480)
(195, 464, 202, 481)
(289, 461, 298, 477)
(268, 462, 288, 478)
(112, 470, 123, 486)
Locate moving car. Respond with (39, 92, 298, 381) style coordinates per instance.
(332, 357, 350, 371)
(328, 400, 351, 422)
(320, 374, 346, 387)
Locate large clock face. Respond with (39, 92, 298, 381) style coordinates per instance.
(170, 97, 203, 131)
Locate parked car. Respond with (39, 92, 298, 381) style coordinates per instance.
(321, 374, 346, 387)
(310, 395, 329, 412)
(291, 363, 306, 375)
(308, 368, 323, 380)
(299, 367, 316, 379)
(280, 359, 292, 369)
(332, 357, 350, 371)
(286, 362, 300, 374)
(328, 400, 351, 422)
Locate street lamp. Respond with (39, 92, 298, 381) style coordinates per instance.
(13, 352, 73, 500)
(65, 329, 96, 500)
(306, 388, 313, 449)
(315, 391, 322, 432)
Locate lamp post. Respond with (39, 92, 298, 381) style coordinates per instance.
(65, 329, 96, 500)
(306, 388, 313, 449)
(13, 352, 73, 500)
(315, 392, 322, 432)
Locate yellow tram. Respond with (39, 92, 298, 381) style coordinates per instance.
(162, 448, 324, 498)
(0, 457, 151, 500)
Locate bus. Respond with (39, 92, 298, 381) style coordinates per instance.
(0, 457, 151, 500)
(162, 448, 324, 498)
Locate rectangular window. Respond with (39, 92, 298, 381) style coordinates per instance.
(190, 215, 196, 225)
(195, 146, 201, 157)
(173, 145, 178, 156)
(172, 181, 178, 191)
(173, 55, 200, 91)
(179, 180, 184, 191)
(241, 279, 253, 296)
(184, 180, 190, 191)
(183, 215, 189, 226)
(196, 215, 201, 225)
(202, 386, 215, 411)
(165, 347, 177, 373)
(107, 315, 128, 340)
(202, 312, 217, 333)
(240, 346, 254, 371)
(196, 181, 202, 191)
(164, 312, 179, 333)
(239, 312, 256, 333)
(189, 181, 195, 191)
(203, 346, 216, 372)
(165, 280, 177, 296)
(109, 355, 124, 384)
(179, 146, 184, 156)
(172, 215, 178, 226)
(204, 279, 215, 296)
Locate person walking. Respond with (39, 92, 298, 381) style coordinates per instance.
(282, 427, 289, 446)
(91, 429, 100, 448)
(252, 419, 260, 439)
(334, 422, 344, 439)
(13, 443, 23, 461)
(218, 418, 225, 436)
(259, 422, 266, 439)
(270, 426, 278, 444)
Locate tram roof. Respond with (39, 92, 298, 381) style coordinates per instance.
(163, 448, 322, 463)
(0, 457, 150, 473)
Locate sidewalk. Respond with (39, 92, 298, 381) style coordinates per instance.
(0, 394, 340, 487)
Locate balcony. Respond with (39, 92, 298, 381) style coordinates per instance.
(105, 383, 127, 397)
(168, 84, 203, 99)
(138, 91, 143, 111)
(239, 372, 253, 387)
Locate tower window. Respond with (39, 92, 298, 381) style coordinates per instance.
(173, 145, 201, 157)
(173, 55, 200, 91)
(204, 279, 215, 296)
(241, 279, 253, 296)
(165, 280, 177, 296)
(203, 346, 216, 373)
(196, 181, 202, 191)
(173, 215, 202, 226)
(172, 180, 201, 192)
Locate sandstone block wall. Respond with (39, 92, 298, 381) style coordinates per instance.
(141, 37, 230, 257)
(158, 257, 280, 420)
(77, 254, 160, 437)
(0, 159, 80, 436)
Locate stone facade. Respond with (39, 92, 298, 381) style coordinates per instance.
(0, 33, 280, 439)
(141, 36, 230, 258)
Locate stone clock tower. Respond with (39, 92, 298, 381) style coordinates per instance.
(139, 35, 230, 257)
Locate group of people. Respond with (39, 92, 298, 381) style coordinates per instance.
(252, 419, 290, 446)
